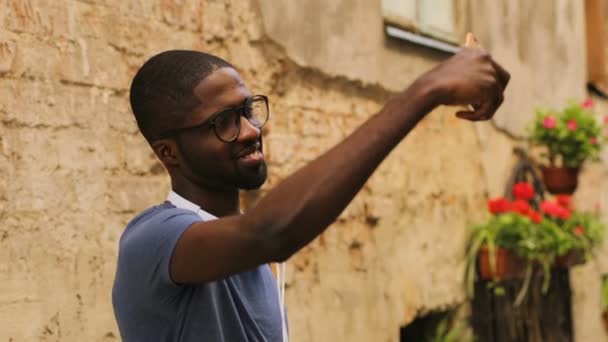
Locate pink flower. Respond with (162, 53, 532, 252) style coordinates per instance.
(590, 137, 598, 145)
(543, 116, 557, 129)
(604, 115, 608, 124)
(567, 119, 577, 131)
(582, 98, 594, 109)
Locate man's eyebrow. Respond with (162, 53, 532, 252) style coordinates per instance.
(213, 96, 251, 113)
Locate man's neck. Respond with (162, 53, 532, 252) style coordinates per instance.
(171, 180, 240, 218)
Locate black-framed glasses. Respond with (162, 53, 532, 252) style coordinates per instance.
(155, 95, 269, 143)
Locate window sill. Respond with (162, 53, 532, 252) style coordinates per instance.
(385, 25, 459, 54)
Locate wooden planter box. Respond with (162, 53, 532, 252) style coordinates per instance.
(477, 245, 526, 280)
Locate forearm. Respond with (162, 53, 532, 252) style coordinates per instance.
(246, 79, 439, 261)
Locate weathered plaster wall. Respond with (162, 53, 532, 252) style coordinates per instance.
(259, 0, 587, 138)
(0, 1, 604, 342)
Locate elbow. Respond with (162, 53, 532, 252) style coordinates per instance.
(273, 244, 295, 263)
(265, 231, 297, 263)
(241, 211, 300, 264)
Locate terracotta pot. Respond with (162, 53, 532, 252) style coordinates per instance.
(478, 245, 526, 280)
(539, 166, 580, 195)
(555, 249, 586, 269)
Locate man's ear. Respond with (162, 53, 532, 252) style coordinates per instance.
(151, 139, 180, 168)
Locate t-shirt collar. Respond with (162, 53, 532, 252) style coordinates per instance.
(167, 190, 217, 221)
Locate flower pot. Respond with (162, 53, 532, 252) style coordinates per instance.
(555, 249, 586, 268)
(478, 245, 526, 280)
(539, 166, 580, 195)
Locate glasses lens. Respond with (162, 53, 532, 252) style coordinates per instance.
(214, 109, 240, 142)
(247, 97, 269, 128)
(212, 96, 269, 142)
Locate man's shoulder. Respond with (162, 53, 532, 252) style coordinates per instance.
(128, 202, 198, 226)
(119, 202, 201, 245)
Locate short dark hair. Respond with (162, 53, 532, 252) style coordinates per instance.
(129, 50, 234, 141)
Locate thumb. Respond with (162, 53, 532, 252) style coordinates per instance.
(464, 32, 482, 49)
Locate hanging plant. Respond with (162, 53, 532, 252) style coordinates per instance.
(530, 99, 604, 167)
(546, 196, 604, 268)
(528, 99, 605, 194)
(466, 183, 605, 306)
(465, 182, 557, 305)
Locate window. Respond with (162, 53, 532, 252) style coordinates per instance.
(382, 0, 461, 53)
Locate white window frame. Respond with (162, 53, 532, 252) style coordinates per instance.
(382, 0, 460, 54)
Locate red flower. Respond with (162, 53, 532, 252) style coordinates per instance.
(528, 210, 542, 223)
(512, 182, 535, 201)
(555, 195, 573, 210)
(556, 206, 571, 220)
(573, 226, 585, 236)
(541, 200, 571, 219)
(511, 200, 531, 215)
(541, 200, 557, 214)
(488, 198, 511, 214)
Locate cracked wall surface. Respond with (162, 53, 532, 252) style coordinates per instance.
(0, 1, 606, 342)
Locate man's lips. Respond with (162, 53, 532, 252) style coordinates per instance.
(235, 141, 262, 159)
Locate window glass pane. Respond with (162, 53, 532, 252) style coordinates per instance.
(418, 0, 457, 43)
(382, 0, 417, 30)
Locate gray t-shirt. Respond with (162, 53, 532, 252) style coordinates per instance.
(112, 202, 284, 341)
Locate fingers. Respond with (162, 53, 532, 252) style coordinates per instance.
(490, 59, 511, 91)
(456, 100, 489, 121)
(454, 32, 508, 121)
(458, 84, 504, 121)
(464, 32, 510, 92)
(455, 109, 479, 121)
(477, 87, 504, 120)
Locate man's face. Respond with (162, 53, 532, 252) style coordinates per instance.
(174, 67, 267, 191)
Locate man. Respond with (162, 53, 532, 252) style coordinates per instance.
(112, 38, 509, 341)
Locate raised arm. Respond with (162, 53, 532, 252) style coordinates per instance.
(170, 47, 510, 284)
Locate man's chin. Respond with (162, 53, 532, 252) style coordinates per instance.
(236, 164, 268, 190)
(238, 177, 267, 190)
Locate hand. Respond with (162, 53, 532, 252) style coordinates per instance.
(422, 33, 510, 121)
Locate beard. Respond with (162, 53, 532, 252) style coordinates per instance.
(177, 139, 268, 192)
(235, 161, 268, 190)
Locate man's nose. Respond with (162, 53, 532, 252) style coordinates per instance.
(237, 115, 261, 142)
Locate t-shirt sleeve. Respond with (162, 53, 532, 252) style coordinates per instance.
(119, 208, 202, 292)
